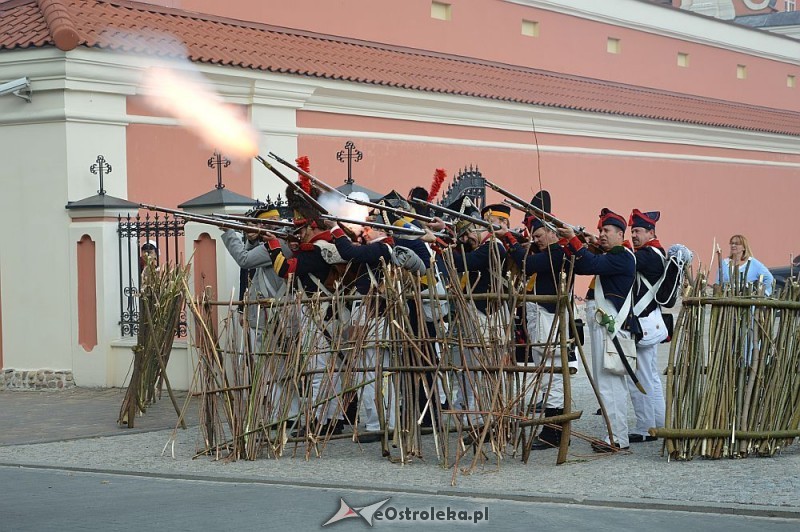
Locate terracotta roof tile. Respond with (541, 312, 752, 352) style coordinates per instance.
(0, 1, 50, 49)
(3, 0, 800, 136)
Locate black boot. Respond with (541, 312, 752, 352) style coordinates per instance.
(530, 408, 564, 450)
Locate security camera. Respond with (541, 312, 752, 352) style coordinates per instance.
(0, 77, 31, 102)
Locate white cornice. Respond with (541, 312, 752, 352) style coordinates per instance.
(293, 126, 800, 168)
(2, 47, 799, 159)
(506, 0, 800, 65)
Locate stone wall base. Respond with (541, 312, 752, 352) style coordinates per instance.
(1, 369, 75, 390)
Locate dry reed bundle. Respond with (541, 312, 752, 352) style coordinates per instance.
(185, 245, 586, 479)
(659, 273, 800, 459)
(118, 260, 190, 428)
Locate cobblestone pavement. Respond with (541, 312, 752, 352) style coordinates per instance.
(1, 346, 799, 518)
(0, 387, 197, 445)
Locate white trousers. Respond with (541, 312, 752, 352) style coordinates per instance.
(360, 345, 396, 431)
(526, 302, 563, 409)
(586, 300, 629, 447)
(451, 308, 509, 425)
(300, 311, 341, 423)
(628, 341, 665, 435)
(250, 328, 299, 420)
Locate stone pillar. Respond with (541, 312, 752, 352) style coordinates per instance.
(250, 80, 315, 200)
(66, 200, 139, 388)
(180, 191, 256, 374)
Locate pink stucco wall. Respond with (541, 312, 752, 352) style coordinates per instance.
(134, 0, 800, 112)
(77, 235, 97, 352)
(126, 96, 253, 208)
(193, 232, 218, 323)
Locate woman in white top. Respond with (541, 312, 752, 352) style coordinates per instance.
(716, 234, 774, 296)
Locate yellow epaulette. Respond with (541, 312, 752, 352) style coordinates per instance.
(526, 273, 537, 293)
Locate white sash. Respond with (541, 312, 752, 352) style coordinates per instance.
(632, 246, 666, 317)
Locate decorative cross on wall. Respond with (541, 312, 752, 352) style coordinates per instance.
(336, 140, 363, 184)
(90, 155, 112, 196)
(208, 151, 231, 190)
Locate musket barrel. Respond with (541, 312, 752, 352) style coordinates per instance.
(140, 204, 292, 238)
(502, 199, 559, 232)
(320, 214, 427, 237)
(267, 151, 451, 228)
(409, 198, 490, 228)
(212, 212, 295, 227)
(254, 155, 330, 215)
(266, 152, 342, 196)
(346, 195, 440, 225)
(484, 181, 587, 236)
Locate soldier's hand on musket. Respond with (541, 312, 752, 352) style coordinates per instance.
(243, 224, 260, 241)
(557, 226, 575, 240)
(421, 228, 438, 243)
(427, 216, 447, 231)
(584, 233, 598, 246)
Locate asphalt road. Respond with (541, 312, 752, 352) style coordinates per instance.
(2, 465, 798, 532)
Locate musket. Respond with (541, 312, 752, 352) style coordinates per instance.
(140, 204, 295, 239)
(270, 153, 444, 227)
(266, 152, 342, 196)
(211, 212, 295, 228)
(321, 214, 454, 243)
(267, 152, 450, 228)
(409, 198, 496, 230)
(346, 195, 447, 226)
(484, 179, 587, 235)
(410, 198, 528, 243)
(321, 214, 428, 238)
(254, 155, 329, 215)
(502, 198, 559, 232)
(502, 198, 599, 251)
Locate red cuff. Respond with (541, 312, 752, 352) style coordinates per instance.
(503, 233, 517, 247)
(266, 239, 282, 252)
(432, 237, 450, 254)
(331, 227, 346, 240)
(565, 236, 583, 255)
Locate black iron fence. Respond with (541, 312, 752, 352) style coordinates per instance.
(117, 212, 187, 337)
(438, 165, 486, 210)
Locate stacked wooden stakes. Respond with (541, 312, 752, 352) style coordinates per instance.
(118, 260, 189, 429)
(184, 246, 593, 480)
(658, 270, 800, 459)
(128, 246, 800, 469)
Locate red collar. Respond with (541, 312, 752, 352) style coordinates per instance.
(307, 231, 332, 244)
(635, 238, 662, 251)
(297, 230, 332, 251)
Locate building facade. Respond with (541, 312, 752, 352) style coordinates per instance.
(1, 0, 799, 388)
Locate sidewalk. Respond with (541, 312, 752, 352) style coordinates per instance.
(0, 387, 197, 446)
(1, 379, 799, 518)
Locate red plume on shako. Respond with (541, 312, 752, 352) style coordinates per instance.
(295, 155, 312, 195)
(428, 168, 447, 202)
